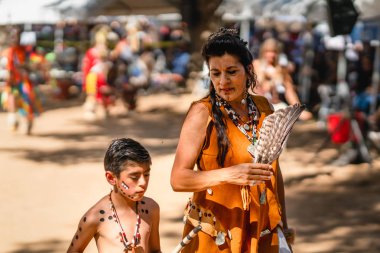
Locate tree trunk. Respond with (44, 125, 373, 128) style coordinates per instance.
(179, 0, 223, 71)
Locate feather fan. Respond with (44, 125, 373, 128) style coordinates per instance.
(254, 103, 306, 164)
(241, 103, 305, 210)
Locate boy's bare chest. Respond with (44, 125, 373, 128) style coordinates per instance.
(96, 210, 152, 252)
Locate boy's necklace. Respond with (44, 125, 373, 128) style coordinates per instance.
(109, 190, 141, 251)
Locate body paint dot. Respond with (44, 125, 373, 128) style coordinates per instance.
(108, 216, 113, 220)
(75, 235, 79, 239)
(141, 201, 145, 204)
(79, 227, 82, 232)
(100, 210, 105, 214)
(100, 218, 105, 222)
(83, 217, 87, 222)
(145, 210, 149, 214)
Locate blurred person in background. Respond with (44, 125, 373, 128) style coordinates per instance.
(82, 25, 110, 94)
(253, 38, 312, 121)
(83, 46, 114, 120)
(108, 24, 149, 114)
(82, 25, 113, 120)
(170, 40, 190, 88)
(1, 27, 43, 135)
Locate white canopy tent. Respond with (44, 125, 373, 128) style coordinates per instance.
(47, 0, 178, 18)
(1, 0, 380, 26)
(0, 0, 62, 25)
(0, 0, 179, 25)
(220, 0, 380, 23)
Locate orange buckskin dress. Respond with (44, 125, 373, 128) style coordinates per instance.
(181, 95, 283, 253)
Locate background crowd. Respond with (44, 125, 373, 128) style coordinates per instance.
(0, 11, 379, 159)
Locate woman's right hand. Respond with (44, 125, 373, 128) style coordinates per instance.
(222, 163, 273, 186)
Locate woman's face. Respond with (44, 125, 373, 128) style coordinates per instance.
(208, 53, 248, 104)
(263, 47, 277, 65)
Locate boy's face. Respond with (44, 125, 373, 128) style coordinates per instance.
(107, 161, 151, 202)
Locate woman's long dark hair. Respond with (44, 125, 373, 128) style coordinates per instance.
(202, 27, 257, 167)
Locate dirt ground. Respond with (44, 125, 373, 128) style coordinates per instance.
(0, 90, 379, 253)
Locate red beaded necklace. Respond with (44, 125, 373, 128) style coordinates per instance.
(109, 190, 141, 251)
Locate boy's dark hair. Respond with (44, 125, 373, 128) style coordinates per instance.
(104, 138, 151, 177)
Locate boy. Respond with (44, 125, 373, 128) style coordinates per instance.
(67, 138, 161, 253)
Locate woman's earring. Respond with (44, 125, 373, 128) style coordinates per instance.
(241, 91, 248, 105)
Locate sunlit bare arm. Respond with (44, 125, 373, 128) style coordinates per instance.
(170, 102, 273, 192)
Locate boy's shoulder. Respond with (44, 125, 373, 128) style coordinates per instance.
(80, 194, 111, 227)
(139, 196, 160, 215)
(140, 196, 159, 208)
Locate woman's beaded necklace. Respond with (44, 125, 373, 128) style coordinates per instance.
(216, 94, 259, 146)
(109, 190, 141, 252)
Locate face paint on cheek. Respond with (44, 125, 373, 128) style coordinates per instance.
(117, 181, 129, 196)
(121, 181, 129, 190)
(119, 181, 134, 199)
(119, 188, 127, 196)
(119, 181, 143, 200)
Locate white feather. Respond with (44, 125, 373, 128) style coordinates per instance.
(254, 104, 305, 164)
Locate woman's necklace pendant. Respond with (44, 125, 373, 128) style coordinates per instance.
(260, 189, 266, 205)
(215, 231, 226, 246)
(243, 123, 250, 131)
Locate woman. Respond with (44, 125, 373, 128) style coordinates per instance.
(253, 38, 312, 121)
(171, 28, 293, 252)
